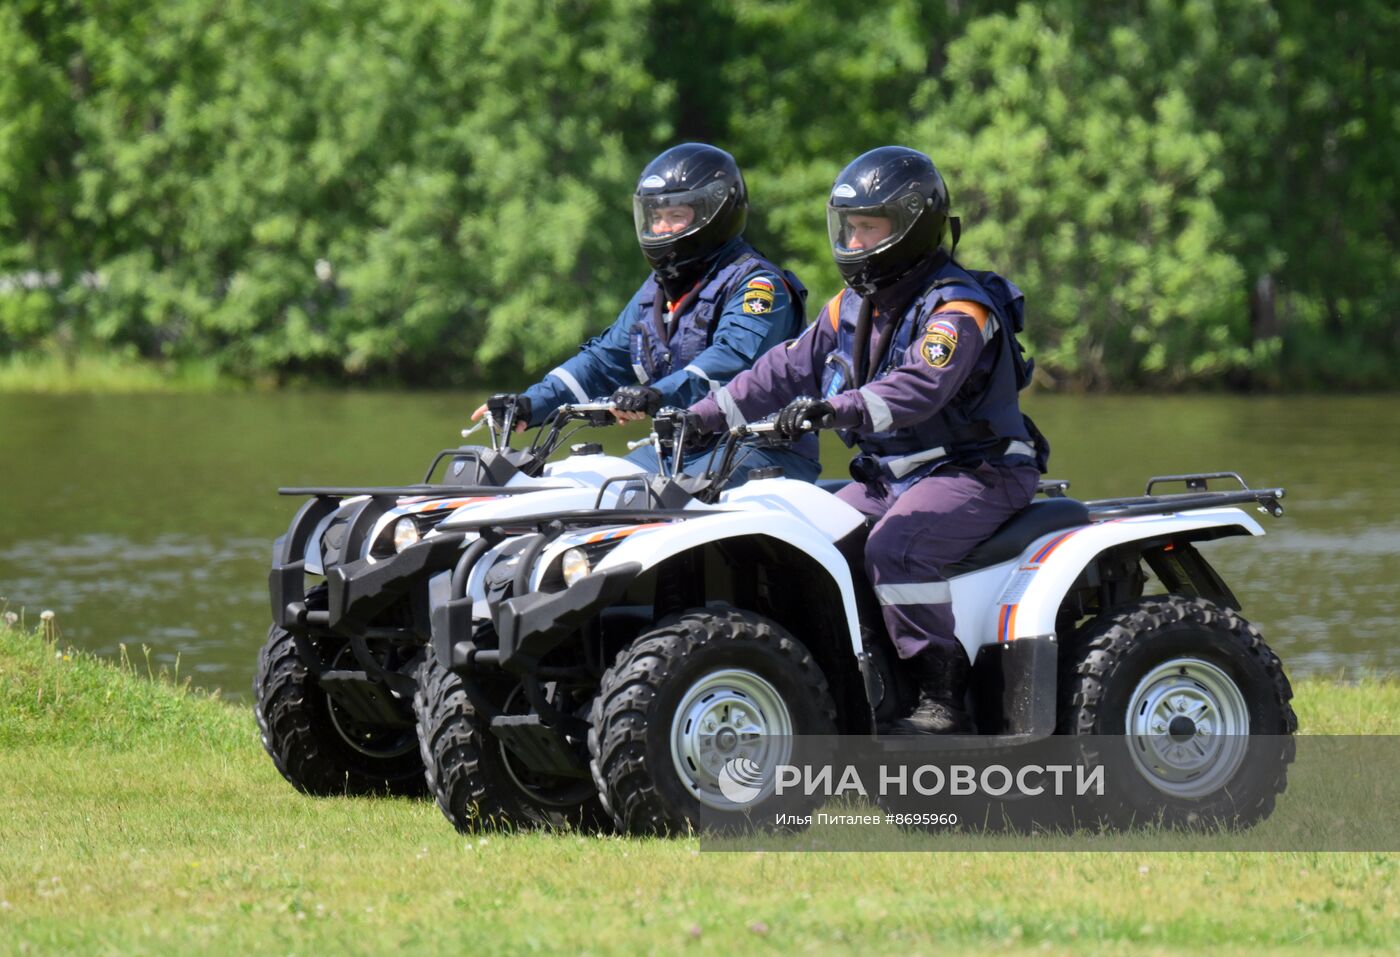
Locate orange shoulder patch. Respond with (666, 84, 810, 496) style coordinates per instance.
(933, 299, 989, 333)
(825, 291, 844, 331)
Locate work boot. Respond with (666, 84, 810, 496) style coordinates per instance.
(883, 647, 973, 735)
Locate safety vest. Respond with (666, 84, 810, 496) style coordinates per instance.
(818, 259, 1039, 482)
(629, 243, 806, 385)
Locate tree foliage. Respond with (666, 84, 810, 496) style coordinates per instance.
(0, 0, 1394, 388)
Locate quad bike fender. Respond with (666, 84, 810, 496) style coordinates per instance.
(364, 485, 607, 575)
(270, 493, 350, 628)
(552, 510, 869, 659)
(303, 495, 367, 575)
(361, 492, 513, 564)
(538, 452, 650, 487)
(432, 486, 598, 534)
(980, 506, 1264, 650)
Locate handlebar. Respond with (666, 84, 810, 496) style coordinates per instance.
(556, 400, 618, 414)
(730, 420, 782, 437)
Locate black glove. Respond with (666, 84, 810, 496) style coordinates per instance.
(774, 397, 834, 440)
(611, 384, 663, 415)
(486, 393, 531, 428)
(654, 408, 714, 449)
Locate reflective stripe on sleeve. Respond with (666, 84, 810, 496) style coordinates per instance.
(858, 386, 894, 432)
(547, 367, 590, 402)
(715, 387, 747, 429)
(875, 581, 952, 606)
(683, 363, 719, 393)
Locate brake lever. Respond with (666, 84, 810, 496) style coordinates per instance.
(500, 403, 519, 446)
(482, 410, 500, 451)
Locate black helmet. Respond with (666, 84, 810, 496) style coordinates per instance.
(634, 143, 748, 281)
(827, 146, 951, 294)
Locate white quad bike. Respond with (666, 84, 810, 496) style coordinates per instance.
(415, 413, 1295, 834)
(256, 399, 654, 797)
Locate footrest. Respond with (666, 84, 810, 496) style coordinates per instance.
(489, 714, 589, 778)
(318, 670, 414, 728)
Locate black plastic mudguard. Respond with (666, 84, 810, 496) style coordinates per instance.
(971, 636, 1058, 737)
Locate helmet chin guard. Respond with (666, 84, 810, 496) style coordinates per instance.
(634, 143, 748, 280)
(827, 147, 951, 295)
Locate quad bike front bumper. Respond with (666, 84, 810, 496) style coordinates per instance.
(428, 560, 643, 780)
(431, 561, 643, 678)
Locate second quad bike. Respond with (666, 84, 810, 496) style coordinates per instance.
(412, 414, 1295, 834)
(255, 399, 649, 797)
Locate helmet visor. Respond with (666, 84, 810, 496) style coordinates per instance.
(634, 179, 733, 247)
(827, 191, 927, 262)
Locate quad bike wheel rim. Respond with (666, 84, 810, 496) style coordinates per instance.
(670, 668, 794, 811)
(1125, 657, 1250, 799)
(325, 647, 418, 760)
(497, 684, 595, 809)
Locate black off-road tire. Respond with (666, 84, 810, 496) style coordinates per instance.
(253, 625, 426, 797)
(414, 648, 609, 833)
(1061, 595, 1297, 829)
(589, 608, 838, 836)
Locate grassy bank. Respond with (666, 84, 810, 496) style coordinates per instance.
(1, 621, 1396, 955)
(0, 352, 239, 394)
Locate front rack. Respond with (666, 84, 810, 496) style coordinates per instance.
(277, 484, 560, 498)
(436, 507, 714, 537)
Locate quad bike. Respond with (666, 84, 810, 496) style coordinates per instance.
(413, 413, 1295, 834)
(255, 399, 649, 796)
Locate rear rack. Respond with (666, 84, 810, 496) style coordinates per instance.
(1085, 472, 1285, 520)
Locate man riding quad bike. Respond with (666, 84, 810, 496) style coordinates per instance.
(255, 141, 815, 800)
(414, 413, 1294, 834)
(411, 147, 1294, 834)
(256, 402, 801, 798)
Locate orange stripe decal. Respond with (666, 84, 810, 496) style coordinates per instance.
(582, 522, 668, 545)
(825, 291, 844, 331)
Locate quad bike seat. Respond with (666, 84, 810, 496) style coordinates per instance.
(946, 497, 1090, 574)
(831, 494, 1089, 576)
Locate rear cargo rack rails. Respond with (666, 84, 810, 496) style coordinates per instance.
(1084, 472, 1284, 520)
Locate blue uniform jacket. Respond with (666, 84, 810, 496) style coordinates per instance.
(521, 239, 800, 425)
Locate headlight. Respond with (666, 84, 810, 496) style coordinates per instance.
(561, 547, 591, 585)
(393, 517, 421, 553)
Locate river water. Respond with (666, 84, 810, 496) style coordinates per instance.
(1, 392, 1395, 696)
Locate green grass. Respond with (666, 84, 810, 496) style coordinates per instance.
(1, 619, 1397, 955)
(0, 351, 238, 393)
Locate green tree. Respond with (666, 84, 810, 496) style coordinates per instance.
(905, 3, 1267, 387)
